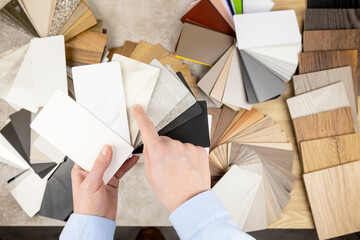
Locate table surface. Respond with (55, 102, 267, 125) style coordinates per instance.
(0, 0, 347, 228)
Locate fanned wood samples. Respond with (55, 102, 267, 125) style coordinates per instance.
(209, 106, 294, 232)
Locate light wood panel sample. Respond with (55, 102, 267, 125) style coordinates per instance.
(208, 108, 222, 141)
(298, 50, 359, 97)
(120, 41, 138, 58)
(293, 67, 358, 130)
(287, 82, 350, 119)
(304, 161, 360, 239)
(63, 8, 97, 41)
(58, 1, 88, 35)
(301, 133, 360, 173)
(139, 43, 169, 64)
(129, 40, 154, 61)
(158, 52, 183, 67)
(65, 31, 107, 64)
(293, 107, 356, 149)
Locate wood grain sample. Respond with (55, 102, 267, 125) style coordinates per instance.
(58, 1, 88, 36)
(139, 43, 169, 64)
(119, 41, 138, 58)
(62, 8, 97, 41)
(65, 30, 107, 64)
(293, 107, 356, 149)
(210, 106, 237, 150)
(298, 50, 359, 97)
(286, 82, 350, 119)
(129, 40, 154, 61)
(303, 29, 360, 95)
(293, 67, 358, 131)
(208, 108, 222, 141)
(158, 52, 183, 67)
(305, 9, 360, 31)
(301, 133, 360, 173)
(304, 161, 360, 239)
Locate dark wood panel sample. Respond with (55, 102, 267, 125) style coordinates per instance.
(293, 107, 356, 149)
(307, 0, 360, 8)
(298, 50, 359, 97)
(305, 9, 360, 31)
(303, 30, 360, 95)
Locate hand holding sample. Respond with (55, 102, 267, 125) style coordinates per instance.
(133, 105, 211, 213)
(72, 145, 139, 220)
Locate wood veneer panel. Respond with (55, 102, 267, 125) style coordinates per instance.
(300, 138, 340, 173)
(139, 43, 169, 64)
(305, 9, 360, 31)
(158, 52, 183, 67)
(293, 107, 356, 149)
(63, 9, 97, 41)
(65, 30, 107, 64)
(298, 50, 358, 97)
(304, 161, 360, 239)
(337, 133, 360, 164)
(129, 40, 154, 61)
(120, 41, 138, 58)
(303, 29, 360, 95)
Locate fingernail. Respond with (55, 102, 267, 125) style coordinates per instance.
(101, 145, 110, 156)
(134, 105, 142, 111)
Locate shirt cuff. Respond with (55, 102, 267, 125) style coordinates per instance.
(169, 190, 231, 240)
(60, 213, 116, 240)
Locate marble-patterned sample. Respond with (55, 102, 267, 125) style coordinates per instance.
(49, 0, 81, 36)
(111, 54, 159, 145)
(30, 90, 134, 184)
(72, 62, 130, 144)
(0, 20, 32, 54)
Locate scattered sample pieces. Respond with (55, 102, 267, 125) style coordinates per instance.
(49, 0, 81, 36)
(30, 90, 134, 184)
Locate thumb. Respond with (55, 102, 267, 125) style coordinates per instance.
(133, 105, 160, 148)
(86, 145, 112, 185)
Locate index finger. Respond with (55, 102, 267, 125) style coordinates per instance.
(133, 105, 160, 147)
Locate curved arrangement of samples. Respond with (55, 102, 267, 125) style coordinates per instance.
(176, 0, 301, 109)
(208, 107, 295, 232)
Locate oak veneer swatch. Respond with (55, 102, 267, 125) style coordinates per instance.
(175, 22, 234, 66)
(30, 90, 134, 184)
(72, 62, 130, 144)
(307, 0, 360, 8)
(210, 106, 237, 150)
(305, 9, 360, 31)
(287, 82, 350, 119)
(293, 107, 356, 148)
(180, 0, 235, 36)
(39, 159, 73, 221)
(208, 108, 222, 140)
(304, 161, 360, 239)
(65, 30, 107, 64)
(298, 50, 359, 97)
(61, 8, 97, 41)
(301, 133, 360, 173)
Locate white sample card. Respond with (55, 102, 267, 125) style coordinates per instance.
(31, 35, 68, 107)
(222, 50, 252, 110)
(111, 54, 159, 145)
(5, 45, 38, 113)
(234, 10, 301, 50)
(30, 90, 134, 184)
(243, 0, 274, 13)
(72, 62, 130, 144)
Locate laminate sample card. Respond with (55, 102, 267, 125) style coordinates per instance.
(176, 22, 234, 66)
(307, 0, 360, 8)
(293, 107, 356, 148)
(287, 82, 350, 119)
(30, 90, 134, 184)
(305, 9, 360, 31)
(299, 50, 359, 97)
(72, 62, 130, 144)
(304, 161, 360, 239)
(111, 54, 159, 145)
(180, 0, 235, 36)
(293, 67, 358, 131)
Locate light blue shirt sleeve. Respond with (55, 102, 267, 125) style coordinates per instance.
(169, 190, 255, 240)
(60, 213, 116, 240)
